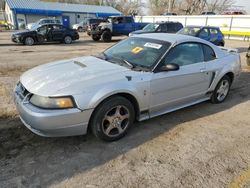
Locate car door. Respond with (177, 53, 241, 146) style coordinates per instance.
(150, 42, 211, 115)
(36, 25, 48, 43)
(51, 25, 65, 41)
(198, 28, 210, 41)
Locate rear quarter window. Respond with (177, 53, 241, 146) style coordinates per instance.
(202, 44, 216, 61)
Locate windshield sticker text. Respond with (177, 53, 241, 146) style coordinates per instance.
(144, 42, 162, 49)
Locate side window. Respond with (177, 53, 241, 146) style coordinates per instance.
(158, 24, 168, 32)
(167, 23, 175, 33)
(163, 43, 204, 67)
(37, 25, 47, 35)
(175, 23, 183, 32)
(202, 44, 216, 61)
(124, 17, 133, 23)
(210, 28, 218, 35)
(199, 28, 209, 38)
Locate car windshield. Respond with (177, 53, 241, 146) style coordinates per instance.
(102, 37, 171, 69)
(178, 27, 201, 36)
(143, 23, 160, 32)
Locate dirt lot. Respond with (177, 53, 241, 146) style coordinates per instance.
(0, 32, 249, 188)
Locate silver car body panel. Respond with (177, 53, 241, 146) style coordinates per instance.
(15, 34, 241, 137)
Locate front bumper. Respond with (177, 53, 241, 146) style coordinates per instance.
(11, 35, 21, 43)
(14, 86, 93, 137)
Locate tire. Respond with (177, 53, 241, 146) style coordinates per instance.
(246, 54, 250, 66)
(24, 37, 34, 46)
(78, 27, 83, 32)
(219, 42, 224, 47)
(92, 34, 100, 41)
(64, 36, 72, 44)
(90, 96, 135, 141)
(211, 75, 231, 104)
(101, 30, 112, 42)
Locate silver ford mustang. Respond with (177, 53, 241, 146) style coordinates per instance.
(14, 33, 241, 141)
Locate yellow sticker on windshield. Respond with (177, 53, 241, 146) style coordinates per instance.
(132, 47, 143, 54)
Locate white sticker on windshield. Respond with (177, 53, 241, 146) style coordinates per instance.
(144, 42, 162, 49)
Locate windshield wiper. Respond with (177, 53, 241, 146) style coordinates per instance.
(119, 58, 134, 69)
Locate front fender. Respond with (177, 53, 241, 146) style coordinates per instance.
(74, 81, 150, 112)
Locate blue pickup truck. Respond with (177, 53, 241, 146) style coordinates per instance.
(90, 16, 148, 42)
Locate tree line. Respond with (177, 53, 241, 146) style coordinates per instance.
(0, 0, 236, 15)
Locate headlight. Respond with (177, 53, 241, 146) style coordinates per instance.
(129, 33, 133, 37)
(30, 95, 75, 109)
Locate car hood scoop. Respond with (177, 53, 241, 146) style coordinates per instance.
(73, 60, 86, 68)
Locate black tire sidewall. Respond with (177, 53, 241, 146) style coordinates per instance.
(211, 75, 231, 104)
(91, 96, 135, 141)
(101, 30, 112, 42)
(64, 36, 72, 44)
(92, 35, 100, 41)
(25, 37, 34, 45)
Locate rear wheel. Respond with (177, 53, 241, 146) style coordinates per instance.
(101, 30, 112, 42)
(64, 36, 72, 44)
(24, 37, 34, 46)
(92, 34, 100, 41)
(90, 96, 135, 141)
(211, 75, 231, 103)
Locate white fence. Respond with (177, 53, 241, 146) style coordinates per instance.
(135, 15, 250, 40)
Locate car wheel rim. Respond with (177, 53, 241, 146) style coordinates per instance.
(216, 80, 230, 101)
(102, 105, 130, 137)
(65, 36, 72, 44)
(26, 37, 34, 45)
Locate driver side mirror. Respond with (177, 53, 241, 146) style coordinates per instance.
(160, 63, 179, 71)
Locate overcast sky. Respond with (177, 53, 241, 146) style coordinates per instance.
(236, 0, 250, 13)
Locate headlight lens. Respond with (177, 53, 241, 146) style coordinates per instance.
(30, 95, 75, 109)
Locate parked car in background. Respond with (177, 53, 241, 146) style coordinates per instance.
(161, 12, 177, 16)
(73, 18, 105, 32)
(201, 12, 216, 15)
(246, 45, 250, 66)
(223, 11, 244, 15)
(26, 18, 61, 30)
(129, 22, 183, 36)
(12, 24, 79, 45)
(90, 16, 148, 42)
(14, 33, 241, 141)
(177, 26, 225, 46)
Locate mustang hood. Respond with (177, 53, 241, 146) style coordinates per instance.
(20, 56, 131, 96)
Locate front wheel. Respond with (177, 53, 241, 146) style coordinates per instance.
(90, 96, 135, 141)
(24, 37, 34, 46)
(211, 75, 231, 104)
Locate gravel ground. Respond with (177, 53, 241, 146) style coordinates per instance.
(0, 31, 249, 188)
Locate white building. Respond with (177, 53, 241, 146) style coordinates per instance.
(4, 0, 121, 29)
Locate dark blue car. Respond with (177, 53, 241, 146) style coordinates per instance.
(177, 26, 225, 46)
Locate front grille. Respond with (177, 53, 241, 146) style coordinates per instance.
(16, 82, 31, 100)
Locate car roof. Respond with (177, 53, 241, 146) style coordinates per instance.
(155, 21, 182, 24)
(185, 25, 219, 29)
(133, 33, 211, 44)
